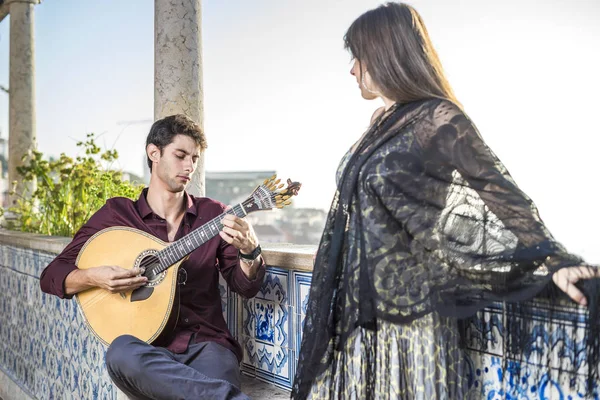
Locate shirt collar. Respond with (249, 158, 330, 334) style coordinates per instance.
(136, 188, 198, 218)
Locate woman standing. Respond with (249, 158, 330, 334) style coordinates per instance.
(293, 3, 599, 399)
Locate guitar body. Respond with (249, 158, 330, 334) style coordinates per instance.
(75, 227, 182, 346)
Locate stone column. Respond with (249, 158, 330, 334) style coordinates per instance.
(155, 0, 205, 197)
(7, 0, 39, 206)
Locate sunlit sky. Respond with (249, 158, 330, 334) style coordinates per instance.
(0, 0, 598, 262)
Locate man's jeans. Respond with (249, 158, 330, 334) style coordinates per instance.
(106, 335, 249, 400)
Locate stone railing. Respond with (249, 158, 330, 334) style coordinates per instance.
(0, 230, 598, 399)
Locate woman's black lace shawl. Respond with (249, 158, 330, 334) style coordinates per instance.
(292, 99, 599, 399)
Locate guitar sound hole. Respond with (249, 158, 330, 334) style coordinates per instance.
(136, 253, 164, 286)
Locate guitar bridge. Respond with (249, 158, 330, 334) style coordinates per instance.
(131, 286, 154, 302)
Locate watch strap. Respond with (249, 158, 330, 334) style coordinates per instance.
(239, 244, 261, 260)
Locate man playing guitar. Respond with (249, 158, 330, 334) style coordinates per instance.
(40, 114, 264, 399)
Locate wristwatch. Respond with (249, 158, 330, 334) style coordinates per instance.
(239, 244, 261, 261)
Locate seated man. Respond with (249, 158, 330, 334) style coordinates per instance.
(40, 114, 265, 400)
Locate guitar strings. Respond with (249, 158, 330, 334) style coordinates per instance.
(133, 194, 277, 275)
(135, 212, 229, 273)
(134, 213, 228, 274)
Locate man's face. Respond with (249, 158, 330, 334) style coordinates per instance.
(152, 134, 200, 193)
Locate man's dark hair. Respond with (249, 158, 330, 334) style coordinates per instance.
(146, 114, 207, 171)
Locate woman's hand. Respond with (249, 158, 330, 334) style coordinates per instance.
(552, 265, 600, 306)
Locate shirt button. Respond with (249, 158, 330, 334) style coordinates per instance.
(184, 318, 189, 323)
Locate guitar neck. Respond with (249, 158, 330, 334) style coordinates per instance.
(156, 203, 247, 271)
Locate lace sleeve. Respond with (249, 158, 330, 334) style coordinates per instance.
(423, 100, 580, 271)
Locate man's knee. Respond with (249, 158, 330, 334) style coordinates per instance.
(105, 334, 144, 376)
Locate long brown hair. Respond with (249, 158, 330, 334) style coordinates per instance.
(344, 2, 458, 104)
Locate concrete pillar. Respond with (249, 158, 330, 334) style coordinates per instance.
(155, 0, 205, 197)
(7, 0, 39, 206)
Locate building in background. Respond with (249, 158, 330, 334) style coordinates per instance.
(206, 170, 276, 206)
(137, 166, 327, 244)
(205, 170, 326, 245)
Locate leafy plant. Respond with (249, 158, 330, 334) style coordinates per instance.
(1, 133, 144, 237)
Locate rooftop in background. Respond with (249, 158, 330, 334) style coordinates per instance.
(206, 170, 278, 207)
(206, 171, 276, 181)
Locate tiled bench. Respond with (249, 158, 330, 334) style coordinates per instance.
(1, 230, 599, 399)
(0, 231, 311, 400)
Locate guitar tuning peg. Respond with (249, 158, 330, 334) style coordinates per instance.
(274, 179, 281, 185)
(277, 184, 284, 189)
(284, 200, 292, 206)
(263, 178, 270, 185)
(270, 174, 277, 181)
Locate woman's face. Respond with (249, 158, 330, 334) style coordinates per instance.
(350, 59, 379, 100)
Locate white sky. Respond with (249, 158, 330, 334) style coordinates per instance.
(0, 0, 598, 262)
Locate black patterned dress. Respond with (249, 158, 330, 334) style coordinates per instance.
(301, 116, 471, 399)
(293, 99, 593, 400)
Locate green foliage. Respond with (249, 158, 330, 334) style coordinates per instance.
(1, 133, 144, 237)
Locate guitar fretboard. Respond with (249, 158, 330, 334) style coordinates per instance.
(154, 203, 247, 273)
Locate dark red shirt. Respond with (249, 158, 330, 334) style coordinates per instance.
(40, 188, 265, 361)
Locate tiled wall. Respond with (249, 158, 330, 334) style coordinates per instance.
(224, 268, 313, 390)
(0, 245, 121, 400)
(1, 240, 599, 399)
(229, 268, 599, 398)
(0, 242, 306, 400)
(461, 301, 597, 398)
